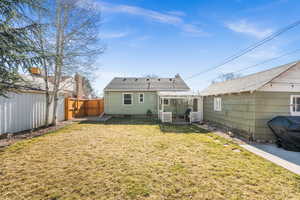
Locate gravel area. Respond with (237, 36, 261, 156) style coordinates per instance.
(0, 120, 74, 149)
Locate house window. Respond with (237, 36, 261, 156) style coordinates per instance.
(123, 93, 132, 105)
(138, 93, 144, 103)
(290, 95, 300, 115)
(214, 97, 222, 112)
(161, 99, 169, 105)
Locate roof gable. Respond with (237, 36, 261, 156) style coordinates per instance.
(201, 61, 299, 96)
(259, 62, 300, 92)
(104, 75, 190, 91)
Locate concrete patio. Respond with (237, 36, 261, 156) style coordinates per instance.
(240, 144, 300, 175)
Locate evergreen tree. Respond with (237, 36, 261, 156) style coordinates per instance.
(0, 0, 42, 96)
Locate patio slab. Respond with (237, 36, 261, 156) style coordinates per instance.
(240, 144, 300, 175)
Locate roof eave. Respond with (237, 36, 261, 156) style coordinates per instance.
(104, 88, 190, 92)
(201, 90, 253, 96)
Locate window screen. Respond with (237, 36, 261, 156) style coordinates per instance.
(291, 96, 300, 114)
(139, 93, 144, 103)
(123, 94, 132, 105)
(214, 97, 222, 112)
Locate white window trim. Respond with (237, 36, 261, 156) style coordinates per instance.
(122, 93, 133, 105)
(290, 95, 300, 116)
(138, 93, 144, 104)
(214, 97, 222, 112)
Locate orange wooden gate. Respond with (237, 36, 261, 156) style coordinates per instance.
(65, 98, 104, 120)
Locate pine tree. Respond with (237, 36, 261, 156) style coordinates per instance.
(0, 0, 42, 96)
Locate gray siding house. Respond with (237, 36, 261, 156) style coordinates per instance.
(104, 74, 190, 116)
(202, 61, 300, 142)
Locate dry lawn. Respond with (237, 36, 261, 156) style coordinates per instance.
(1, 118, 300, 200)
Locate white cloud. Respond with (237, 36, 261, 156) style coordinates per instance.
(166, 11, 186, 17)
(95, 2, 183, 25)
(181, 24, 207, 37)
(79, 0, 205, 37)
(226, 20, 273, 39)
(100, 31, 130, 39)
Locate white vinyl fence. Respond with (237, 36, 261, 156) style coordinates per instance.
(0, 92, 65, 135)
(190, 112, 203, 123)
(159, 111, 173, 123)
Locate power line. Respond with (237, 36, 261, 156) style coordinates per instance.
(187, 19, 300, 80)
(233, 49, 300, 74)
(198, 49, 300, 84)
(210, 48, 300, 82)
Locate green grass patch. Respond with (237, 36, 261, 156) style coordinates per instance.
(0, 119, 299, 199)
(103, 117, 159, 125)
(159, 123, 209, 133)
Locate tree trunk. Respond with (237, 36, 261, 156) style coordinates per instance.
(43, 64, 52, 127)
(37, 10, 52, 127)
(50, 0, 103, 124)
(42, 58, 51, 127)
(52, 0, 64, 125)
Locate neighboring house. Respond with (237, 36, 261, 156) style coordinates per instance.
(74, 73, 94, 99)
(104, 74, 203, 122)
(37, 71, 93, 99)
(50, 74, 92, 99)
(52, 75, 75, 97)
(201, 61, 300, 142)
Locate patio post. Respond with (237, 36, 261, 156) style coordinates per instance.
(162, 97, 164, 112)
(157, 95, 160, 118)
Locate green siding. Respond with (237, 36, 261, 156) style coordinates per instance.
(253, 91, 300, 141)
(104, 91, 158, 115)
(203, 93, 256, 140)
(203, 91, 300, 142)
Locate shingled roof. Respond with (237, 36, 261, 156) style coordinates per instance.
(104, 74, 190, 91)
(201, 61, 299, 96)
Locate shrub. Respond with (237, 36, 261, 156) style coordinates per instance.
(146, 109, 153, 118)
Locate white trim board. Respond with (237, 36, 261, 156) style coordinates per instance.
(137, 93, 144, 104)
(290, 95, 300, 116)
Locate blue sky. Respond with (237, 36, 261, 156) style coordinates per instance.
(89, 0, 300, 95)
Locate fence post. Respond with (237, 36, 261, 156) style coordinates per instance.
(64, 97, 69, 120)
(84, 100, 88, 116)
(97, 100, 100, 115)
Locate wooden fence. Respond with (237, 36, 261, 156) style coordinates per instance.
(65, 98, 104, 120)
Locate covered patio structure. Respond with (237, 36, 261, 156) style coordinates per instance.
(157, 91, 203, 124)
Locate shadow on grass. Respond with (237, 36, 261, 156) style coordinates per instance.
(159, 123, 209, 134)
(79, 117, 209, 134)
(79, 117, 159, 125)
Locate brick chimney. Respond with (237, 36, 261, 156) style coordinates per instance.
(30, 67, 42, 76)
(75, 73, 84, 98)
